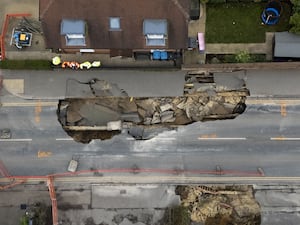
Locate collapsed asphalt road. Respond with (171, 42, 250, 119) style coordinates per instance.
(57, 72, 249, 143)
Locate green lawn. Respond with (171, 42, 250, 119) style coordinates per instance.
(206, 2, 292, 43)
(0, 60, 51, 70)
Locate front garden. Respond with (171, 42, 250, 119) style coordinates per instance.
(206, 2, 292, 43)
(0, 60, 51, 70)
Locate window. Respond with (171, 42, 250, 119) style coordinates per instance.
(61, 19, 86, 46)
(109, 17, 121, 30)
(143, 19, 167, 46)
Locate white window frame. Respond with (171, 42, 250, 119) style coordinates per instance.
(109, 17, 121, 31)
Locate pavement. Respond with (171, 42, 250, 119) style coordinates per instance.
(1, 182, 300, 225)
(0, 183, 178, 225)
(2, 68, 300, 103)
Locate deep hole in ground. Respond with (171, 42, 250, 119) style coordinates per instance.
(57, 72, 249, 143)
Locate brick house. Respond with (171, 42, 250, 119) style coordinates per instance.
(40, 0, 190, 57)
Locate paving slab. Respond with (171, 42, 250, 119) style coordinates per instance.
(3, 79, 24, 94)
(92, 185, 180, 209)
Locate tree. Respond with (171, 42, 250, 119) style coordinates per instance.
(291, 0, 300, 13)
(290, 13, 300, 34)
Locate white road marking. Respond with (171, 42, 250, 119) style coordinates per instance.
(2, 102, 57, 107)
(126, 137, 176, 141)
(198, 137, 247, 140)
(271, 137, 300, 141)
(126, 137, 135, 140)
(0, 139, 32, 142)
(155, 137, 176, 140)
(55, 138, 74, 141)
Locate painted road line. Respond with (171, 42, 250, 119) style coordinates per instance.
(0, 138, 32, 142)
(1, 102, 57, 107)
(280, 102, 287, 117)
(246, 99, 300, 105)
(37, 151, 52, 158)
(198, 137, 247, 140)
(154, 137, 176, 140)
(55, 138, 74, 141)
(199, 134, 217, 139)
(126, 137, 176, 141)
(126, 137, 135, 140)
(271, 137, 300, 141)
(35, 101, 42, 123)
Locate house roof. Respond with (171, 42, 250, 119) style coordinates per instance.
(274, 32, 300, 58)
(40, 0, 190, 50)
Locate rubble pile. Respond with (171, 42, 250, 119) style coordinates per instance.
(135, 90, 247, 126)
(176, 185, 261, 225)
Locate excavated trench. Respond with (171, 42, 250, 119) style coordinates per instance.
(57, 72, 250, 143)
(174, 185, 261, 225)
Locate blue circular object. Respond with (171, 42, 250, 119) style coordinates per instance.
(262, 8, 280, 25)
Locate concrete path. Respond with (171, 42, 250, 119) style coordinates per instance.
(206, 32, 274, 60)
(184, 3, 207, 65)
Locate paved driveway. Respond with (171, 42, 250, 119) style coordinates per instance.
(0, 0, 39, 31)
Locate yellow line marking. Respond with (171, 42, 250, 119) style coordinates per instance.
(280, 101, 287, 117)
(200, 134, 217, 139)
(271, 136, 285, 141)
(35, 101, 42, 123)
(37, 151, 52, 158)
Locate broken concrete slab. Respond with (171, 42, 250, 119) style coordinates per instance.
(160, 111, 175, 123)
(159, 103, 173, 112)
(151, 112, 161, 124)
(79, 104, 120, 126)
(66, 109, 82, 124)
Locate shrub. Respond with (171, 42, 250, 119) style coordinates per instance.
(290, 12, 300, 34)
(291, 0, 300, 13)
(235, 51, 252, 63)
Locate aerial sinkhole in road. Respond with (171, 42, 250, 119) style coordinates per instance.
(57, 73, 249, 143)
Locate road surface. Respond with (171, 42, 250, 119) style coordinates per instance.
(1, 100, 300, 181)
(1, 68, 300, 182)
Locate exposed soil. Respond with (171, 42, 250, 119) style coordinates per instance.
(175, 185, 261, 225)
